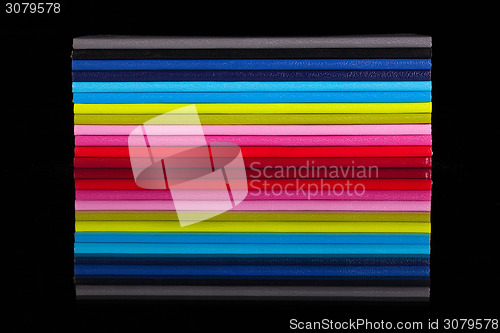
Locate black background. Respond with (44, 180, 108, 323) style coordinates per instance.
(2, 2, 499, 332)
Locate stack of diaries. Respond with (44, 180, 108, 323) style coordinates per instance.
(72, 35, 432, 300)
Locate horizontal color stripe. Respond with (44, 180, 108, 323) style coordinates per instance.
(75, 146, 433, 157)
(75, 179, 432, 190)
(72, 59, 432, 71)
(74, 157, 432, 169)
(74, 264, 429, 276)
(73, 168, 432, 180)
(74, 256, 430, 266)
(72, 81, 432, 92)
(75, 211, 430, 222)
(72, 70, 431, 82)
(74, 113, 432, 124)
(71, 48, 432, 60)
(75, 200, 431, 211)
(75, 221, 430, 233)
(75, 232, 429, 244)
(72, 92, 431, 103)
(74, 124, 432, 136)
(75, 276, 429, 283)
(75, 189, 432, 201)
(75, 253, 428, 258)
(75, 285, 430, 300)
(75, 135, 432, 147)
(74, 243, 429, 255)
(72, 36, 432, 49)
(74, 102, 432, 114)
